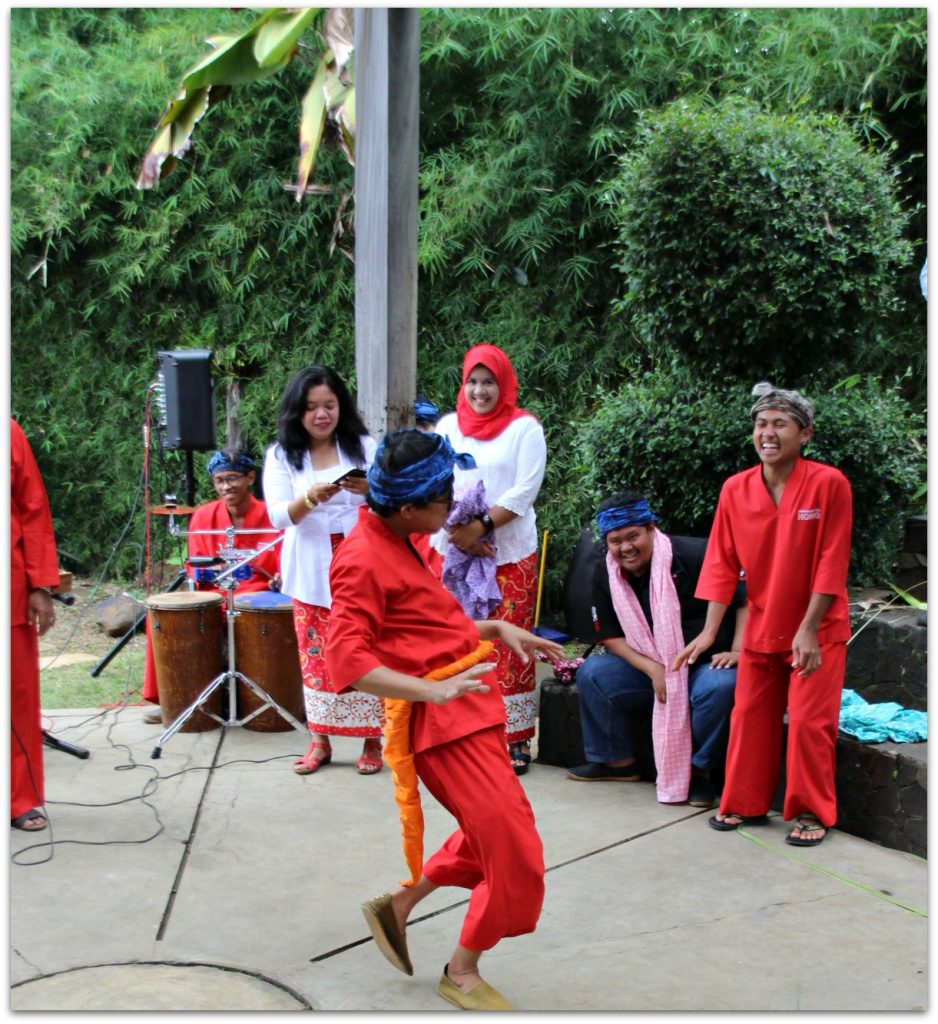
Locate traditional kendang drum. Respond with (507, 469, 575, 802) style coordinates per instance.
(146, 591, 224, 731)
(233, 590, 304, 732)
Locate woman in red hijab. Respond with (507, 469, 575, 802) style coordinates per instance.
(432, 344, 548, 774)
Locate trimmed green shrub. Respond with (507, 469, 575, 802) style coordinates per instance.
(805, 376, 925, 586)
(569, 369, 924, 587)
(611, 98, 914, 383)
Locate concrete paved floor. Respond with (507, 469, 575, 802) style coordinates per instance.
(11, 703, 928, 1013)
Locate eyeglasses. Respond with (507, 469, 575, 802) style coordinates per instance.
(426, 490, 454, 507)
(213, 474, 246, 487)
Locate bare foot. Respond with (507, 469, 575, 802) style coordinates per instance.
(389, 889, 409, 936)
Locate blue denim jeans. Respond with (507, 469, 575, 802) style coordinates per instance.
(576, 650, 736, 770)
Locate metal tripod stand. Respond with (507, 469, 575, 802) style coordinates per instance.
(151, 522, 306, 758)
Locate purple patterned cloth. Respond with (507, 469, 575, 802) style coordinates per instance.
(441, 481, 502, 620)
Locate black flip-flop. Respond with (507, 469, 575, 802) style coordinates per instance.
(708, 813, 768, 832)
(510, 749, 532, 776)
(11, 809, 47, 831)
(786, 815, 828, 846)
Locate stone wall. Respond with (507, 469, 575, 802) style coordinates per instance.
(834, 735, 926, 859)
(846, 609, 927, 711)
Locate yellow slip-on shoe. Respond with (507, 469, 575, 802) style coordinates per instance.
(361, 894, 413, 976)
(437, 964, 513, 1011)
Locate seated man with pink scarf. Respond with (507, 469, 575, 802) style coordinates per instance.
(568, 490, 747, 810)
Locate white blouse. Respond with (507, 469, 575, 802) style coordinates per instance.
(262, 436, 377, 607)
(432, 412, 547, 566)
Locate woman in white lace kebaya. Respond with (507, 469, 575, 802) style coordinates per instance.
(263, 365, 383, 777)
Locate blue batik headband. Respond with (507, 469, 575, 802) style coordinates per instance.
(414, 398, 440, 421)
(367, 430, 476, 507)
(595, 500, 658, 536)
(206, 450, 256, 477)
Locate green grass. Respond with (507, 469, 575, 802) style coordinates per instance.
(40, 648, 146, 711)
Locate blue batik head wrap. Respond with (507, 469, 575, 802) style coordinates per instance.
(206, 450, 256, 478)
(414, 398, 439, 423)
(367, 430, 476, 507)
(595, 499, 658, 537)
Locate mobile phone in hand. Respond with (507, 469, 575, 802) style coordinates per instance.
(332, 467, 367, 485)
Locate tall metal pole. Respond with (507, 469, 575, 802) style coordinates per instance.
(354, 8, 420, 437)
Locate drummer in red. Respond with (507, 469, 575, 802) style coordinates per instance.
(186, 450, 281, 594)
(141, 449, 281, 719)
(674, 383, 852, 847)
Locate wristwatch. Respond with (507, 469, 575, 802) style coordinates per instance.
(479, 512, 494, 532)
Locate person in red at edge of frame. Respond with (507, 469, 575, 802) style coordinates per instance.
(674, 382, 852, 847)
(141, 448, 281, 722)
(324, 429, 564, 1011)
(11, 418, 61, 831)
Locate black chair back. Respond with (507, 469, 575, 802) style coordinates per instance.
(561, 526, 603, 644)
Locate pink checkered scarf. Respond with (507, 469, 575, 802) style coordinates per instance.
(605, 530, 691, 802)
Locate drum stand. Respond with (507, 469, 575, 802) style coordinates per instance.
(151, 528, 307, 759)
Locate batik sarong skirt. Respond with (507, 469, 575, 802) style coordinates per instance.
(489, 553, 538, 743)
(291, 535, 383, 738)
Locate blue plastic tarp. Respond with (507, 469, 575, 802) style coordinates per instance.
(839, 688, 927, 743)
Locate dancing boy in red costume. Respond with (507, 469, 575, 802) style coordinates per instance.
(675, 383, 852, 846)
(324, 429, 563, 1010)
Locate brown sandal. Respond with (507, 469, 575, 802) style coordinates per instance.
(293, 741, 332, 775)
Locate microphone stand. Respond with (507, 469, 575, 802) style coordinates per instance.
(44, 594, 89, 757)
(42, 730, 90, 759)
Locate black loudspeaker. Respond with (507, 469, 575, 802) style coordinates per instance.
(156, 349, 216, 451)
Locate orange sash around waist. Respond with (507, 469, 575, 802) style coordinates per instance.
(383, 640, 495, 886)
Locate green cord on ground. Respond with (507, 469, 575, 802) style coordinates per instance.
(737, 828, 927, 917)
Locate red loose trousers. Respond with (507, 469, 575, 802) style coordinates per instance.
(11, 624, 45, 820)
(721, 644, 846, 827)
(417, 724, 545, 951)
